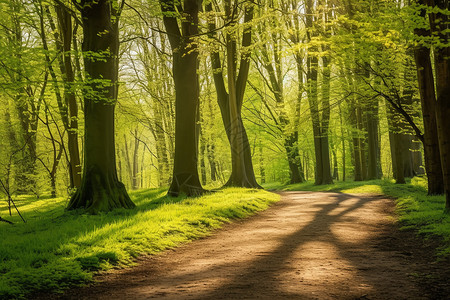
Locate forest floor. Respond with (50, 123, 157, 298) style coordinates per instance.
(37, 191, 450, 299)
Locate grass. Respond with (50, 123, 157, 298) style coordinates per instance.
(0, 188, 279, 299)
(265, 177, 450, 257)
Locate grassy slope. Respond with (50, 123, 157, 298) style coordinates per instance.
(0, 188, 279, 299)
(265, 178, 450, 257)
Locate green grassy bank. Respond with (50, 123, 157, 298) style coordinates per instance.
(0, 188, 279, 299)
(265, 177, 450, 257)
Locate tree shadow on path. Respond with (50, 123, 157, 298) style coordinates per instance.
(50, 191, 445, 300)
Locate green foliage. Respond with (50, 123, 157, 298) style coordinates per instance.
(0, 188, 279, 298)
(267, 177, 450, 257)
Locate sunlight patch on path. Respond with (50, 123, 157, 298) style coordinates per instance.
(64, 191, 424, 300)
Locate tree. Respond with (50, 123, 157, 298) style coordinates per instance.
(206, 0, 261, 188)
(305, 0, 333, 185)
(160, 0, 205, 196)
(413, 0, 443, 195)
(428, 0, 450, 211)
(67, 0, 135, 213)
(44, 3, 82, 189)
(254, 3, 305, 184)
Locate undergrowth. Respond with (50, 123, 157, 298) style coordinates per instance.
(0, 188, 279, 299)
(266, 177, 450, 257)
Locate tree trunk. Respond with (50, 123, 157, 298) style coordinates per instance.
(320, 55, 333, 184)
(428, 0, 450, 210)
(414, 30, 443, 193)
(154, 105, 170, 187)
(285, 132, 304, 183)
(394, 133, 406, 184)
(338, 100, 346, 181)
(357, 106, 368, 180)
(206, 1, 260, 189)
(306, 0, 332, 185)
(207, 143, 217, 182)
(350, 102, 363, 181)
(132, 129, 140, 190)
(366, 97, 381, 180)
(259, 142, 265, 184)
(123, 135, 133, 187)
(199, 128, 207, 185)
(55, 5, 82, 188)
(308, 53, 323, 184)
(67, 0, 134, 213)
(162, 0, 204, 196)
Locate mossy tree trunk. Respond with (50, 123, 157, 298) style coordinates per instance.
(67, 0, 135, 213)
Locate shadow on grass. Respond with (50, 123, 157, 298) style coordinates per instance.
(1, 187, 278, 298)
(0, 187, 187, 297)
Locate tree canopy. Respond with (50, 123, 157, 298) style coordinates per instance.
(0, 0, 449, 212)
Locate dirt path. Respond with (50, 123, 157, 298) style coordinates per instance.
(44, 192, 449, 299)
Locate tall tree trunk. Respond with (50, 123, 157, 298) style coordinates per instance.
(428, 0, 450, 211)
(199, 125, 207, 185)
(55, 5, 82, 188)
(305, 0, 332, 185)
(350, 100, 363, 181)
(259, 142, 265, 184)
(320, 55, 333, 184)
(338, 100, 346, 181)
(132, 129, 140, 190)
(366, 96, 381, 180)
(357, 105, 368, 180)
(413, 14, 443, 193)
(206, 1, 260, 188)
(153, 104, 170, 187)
(207, 143, 217, 182)
(161, 0, 204, 196)
(123, 135, 133, 187)
(67, 0, 135, 213)
(387, 107, 411, 184)
(308, 53, 323, 184)
(393, 133, 406, 184)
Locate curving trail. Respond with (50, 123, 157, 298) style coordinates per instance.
(45, 192, 449, 299)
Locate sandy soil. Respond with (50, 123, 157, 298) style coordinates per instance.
(37, 191, 450, 299)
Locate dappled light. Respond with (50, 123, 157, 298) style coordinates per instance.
(0, 188, 278, 298)
(55, 191, 428, 299)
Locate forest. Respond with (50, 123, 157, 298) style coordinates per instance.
(0, 0, 450, 298)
